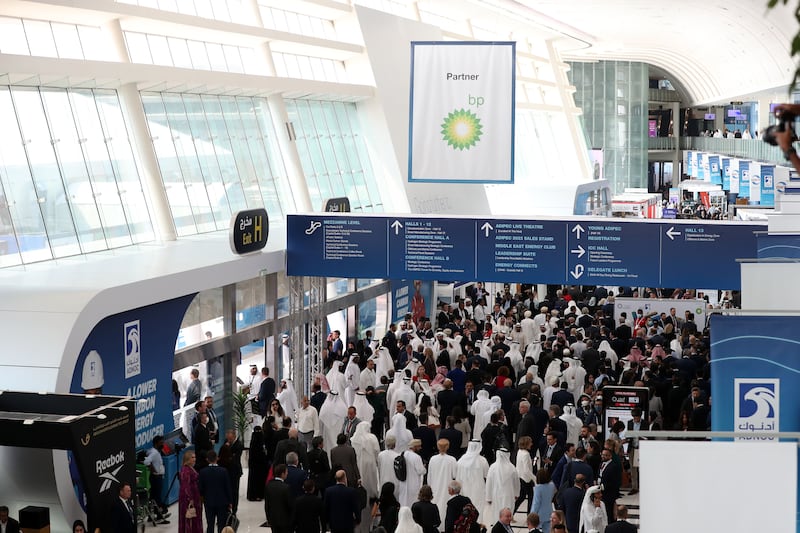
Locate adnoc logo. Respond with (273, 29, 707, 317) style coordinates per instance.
(124, 320, 141, 379)
(96, 451, 126, 493)
(734, 378, 779, 441)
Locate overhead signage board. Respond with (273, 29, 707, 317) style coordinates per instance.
(475, 219, 566, 282)
(286, 214, 764, 289)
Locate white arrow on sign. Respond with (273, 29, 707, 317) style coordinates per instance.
(391, 220, 403, 235)
(571, 224, 585, 239)
(570, 264, 584, 280)
(665, 226, 681, 240)
(570, 244, 586, 258)
(481, 222, 494, 237)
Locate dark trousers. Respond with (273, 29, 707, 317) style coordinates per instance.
(514, 479, 533, 513)
(230, 474, 241, 513)
(205, 504, 228, 533)
(150, 474, 165, 513)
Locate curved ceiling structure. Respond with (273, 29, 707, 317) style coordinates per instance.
(503, 0, 798, 104)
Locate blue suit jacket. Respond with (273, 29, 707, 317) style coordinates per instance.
(199, 464, 232, 508)
(324, 483, 360, 531)
(285, 465, 309, 498)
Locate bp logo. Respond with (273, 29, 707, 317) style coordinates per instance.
(441, 108, 483, 150)
(734, 378, 779, 440)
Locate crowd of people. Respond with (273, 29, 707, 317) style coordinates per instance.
(181, 283, 710, 533)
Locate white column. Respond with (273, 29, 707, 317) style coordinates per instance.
(117, 83, 176, 241)
(102, 18, 130, 63)
(268, 96, 313, 212)
(547, 40, 592, 180)
(671, 101, 680, 187)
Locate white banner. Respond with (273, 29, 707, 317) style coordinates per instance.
(409, 41, 515, 183)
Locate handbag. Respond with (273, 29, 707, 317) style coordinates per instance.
(226, 511, 240, 531)
(185, 501, 197, 519)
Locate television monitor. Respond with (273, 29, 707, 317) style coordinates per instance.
(704, 113, 715, 120)
(727, 109, 741, 118)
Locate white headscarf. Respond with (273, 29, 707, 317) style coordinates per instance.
(485, 449, 519, 522)
(456, 440, 489, 506)
(386, 412, 412, 452)
(597, 340, 618, 367)
(277, 379, 298, 423)
(350, 421, 380, 499)
(326, 361, 346, 398)
(579, 484, 608, 533)
(319, 391, 347, 453)
(395, 507, 422, 533)
(470, 390, 493, 437)
(353, 391, 375, 424)
(507, 342, 524, 375)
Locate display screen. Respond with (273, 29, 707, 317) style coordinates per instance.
(704, 113, 716, 120)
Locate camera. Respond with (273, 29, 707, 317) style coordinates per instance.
(763, 110, 797, 146)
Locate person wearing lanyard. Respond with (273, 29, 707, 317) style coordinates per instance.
(143, 435, 170, 523)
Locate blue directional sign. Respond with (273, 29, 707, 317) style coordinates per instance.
(286, 215, 387, 278)
(476, 219, 567, 283)
(566, 220, 661, 286)
(660, 222, 758, 288)
(388, 217, 475, 280)
(286, 214, 765, 289)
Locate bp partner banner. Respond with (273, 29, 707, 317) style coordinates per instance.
(409, 41, 515, 183)
(710, 314, 800, 531)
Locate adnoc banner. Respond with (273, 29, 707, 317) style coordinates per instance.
(69, 295, 195, 449)
(409, 41, 515, 183)
(710, 314, 800, 530)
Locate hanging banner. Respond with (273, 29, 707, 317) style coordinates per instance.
(710, 314, 800, 531)
(409, 41, 515, 183)
(391, 279, 434, 326)
(709, 155, 722, 185)
(721, 157, 731, 190)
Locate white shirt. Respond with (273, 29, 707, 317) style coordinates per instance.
(296, 405, 320, 435)
(143, 446, 165, 475)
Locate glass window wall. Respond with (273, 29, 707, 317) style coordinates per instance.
(0, 87, 152, 267)
(142, 92, 292, 235)
(285, 99, 383, 212)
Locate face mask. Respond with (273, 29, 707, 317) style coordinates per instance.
(581, 400, 590, 407)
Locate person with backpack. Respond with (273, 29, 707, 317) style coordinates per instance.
(398, 439, 426, 508)
(446, 481, 481, 533)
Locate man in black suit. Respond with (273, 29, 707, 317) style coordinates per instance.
(258, 367, 276, 416)
(265, 464, 293, 533)
(110, 482, 137, 533)
(437, 379, 465, 421)
(605, 505, 638, 532)
(324, 470, 360, 533)
(329, 433, 360, 488)
(516, 397, 549, 447)
(218, 429, 244, 513)
(439, 416, 463, 459)
(199, 450, 233, 533)
(550, 382, 573, 410)
(599, 448, 622, 523)
(293, 479, 325, 533)
(194, 413, 213, 470)
(310, 383, 327, 412)
(0, 506, 19, 533)
(274, 428, 309, 468)
(538, 433, 563, 471)
(547, 405, 568, 446)
(557, 474, 587, 533)
(412, 412, 438, 464)
(444, 481, 472, 533)
(490, 507, 513, 533)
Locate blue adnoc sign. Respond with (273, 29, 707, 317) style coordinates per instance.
(287, 214, 764, 289)
(70, 295, 195, 449)
(710, 315, 800, 531)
